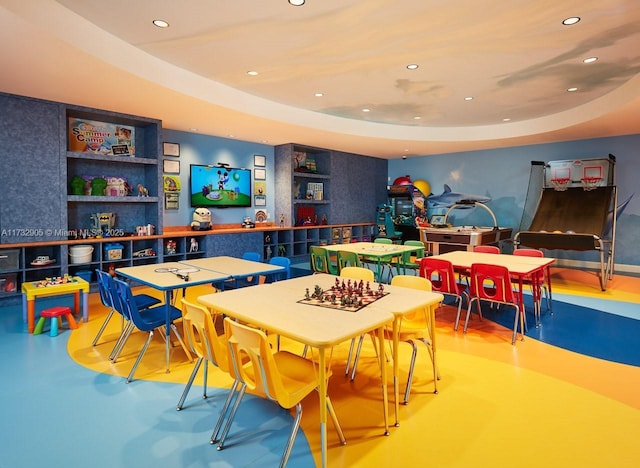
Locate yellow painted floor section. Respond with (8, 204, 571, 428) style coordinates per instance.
(67, 268, 640, 467)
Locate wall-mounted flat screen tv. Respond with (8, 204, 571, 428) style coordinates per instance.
(190, 165, 252, 208)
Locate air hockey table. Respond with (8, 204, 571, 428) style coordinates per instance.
(419, 225, 513, 255)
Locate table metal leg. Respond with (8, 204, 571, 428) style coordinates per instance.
(82, 290, 89, 323)
(318, 347, 328, 468)
(165, 291, 172, 373)
(378, 326, 390, 435)
(392, 318, 400, 427)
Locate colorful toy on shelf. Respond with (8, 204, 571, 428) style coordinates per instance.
(166, 239, 177, 255)
(137, 183, 149, 197)
(91, 212, 116, 235)
(189, 238, 198, 252)
(30, 256, 56, 267)
(133, 248, 156, 258)
(69, 175, 86, 195)
(34, 274, 78, 288)
(191, 208, 212, 230)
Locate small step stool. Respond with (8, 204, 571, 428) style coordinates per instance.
(33, 306, 78, 337)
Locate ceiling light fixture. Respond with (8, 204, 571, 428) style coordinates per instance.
(247, 70, 259, 76)
(413, 116, 421, 120)
(314, 92, 324, 97)
(464, 96, 474, 101)
(567, 87, 578, 92)
(562, 16, 580, 25)
(583, 57, 598, 63)
(289, 0, 305, 5)
(152, 19, 169, 28)
(406, 64, 419, 70)
(502, 118, 511, 122)
(362, 108, 370, 112)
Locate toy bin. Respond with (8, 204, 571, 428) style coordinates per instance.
(104, 243, 124, 260)
(75, 270, 93, 283)
(0, 249, 20, 271)
(0, 273, 17, 295)
(69, 245, 94, 264)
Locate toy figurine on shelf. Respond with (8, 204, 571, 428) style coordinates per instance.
(189, 238, 198, 252)
(166, 239, 177, 255)
(137, 183, 149, 197)
(191, 208, 212, 231)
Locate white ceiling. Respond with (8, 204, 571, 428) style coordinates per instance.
(1, 0, 640, 159)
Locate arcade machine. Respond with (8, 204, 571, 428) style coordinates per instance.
(382, 178, 428, 241)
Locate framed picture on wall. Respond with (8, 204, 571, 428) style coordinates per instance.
(163, 142, 180, 157)
(254, 168, 266, 180)
(254, 154, 266, 167)
(164, 193, 179, 210)
(254, 195, 266, 206)
(163, 159, 180, 174)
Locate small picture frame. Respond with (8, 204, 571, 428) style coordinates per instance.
(163, 142, 180, 157)
(254, 154, 266, 167)
(164, 193, 179, 210)
(254, 168, 266, 180)
(163, 159, 180, 174)
(254, 195, 266, 206)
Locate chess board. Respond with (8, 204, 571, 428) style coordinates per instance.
(297, 278, 389, 313)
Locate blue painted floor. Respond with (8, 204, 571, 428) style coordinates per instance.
(1, 267, 638, 467)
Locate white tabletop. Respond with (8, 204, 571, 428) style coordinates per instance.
(322, 241, 417, 258)
(198, 282, 393, 348)
(116, 262, 230, 290)
(431, 250, 554, 275)
(274, 273, 443, 319)
(180, 256, 284, 278)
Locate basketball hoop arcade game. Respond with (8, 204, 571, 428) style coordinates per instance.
(514, 155, 618, 290)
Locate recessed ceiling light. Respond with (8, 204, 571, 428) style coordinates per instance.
(567, 87, 578, 92)
(247, 70, 259, 76)
(289, 0, 305, 5)
(464, 96, 474, 101)
(583, 57, 598, 63)
(362, 108, 370, 112)
(562, 17, 580, 25)
(406, 64, 419, 70)
(502, 118, 511, 122)
(314, 92, 324, 97)
(413, 116, 421, 120)
(152, 19, 169, 28)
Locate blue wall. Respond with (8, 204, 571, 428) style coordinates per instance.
(389, 134, 640, 267)
(161, 129, 274, 227)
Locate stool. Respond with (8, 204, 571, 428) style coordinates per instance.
(33, 306, 78, 337)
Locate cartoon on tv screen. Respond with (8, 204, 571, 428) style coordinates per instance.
(190, 165, 252, 208)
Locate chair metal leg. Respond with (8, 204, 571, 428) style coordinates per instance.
(170, 323, 193, 362)
(176, 357, 204, 411)
(326, 395, 346, 445)
(109, 322, 134, 362)
(216, 383, 247, 450)
(453, 296, 463, 331)
(92, 309, 115, 346)
(126, 330, 154, 383)
(403, 341, 419, 405)
(350, 334, 366, 381)
(344, 337, 357, 376)
(210, 380, 242, 444)
(280, 403, 303, 468)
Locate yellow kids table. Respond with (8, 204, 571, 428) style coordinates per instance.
(21, 276, 90, 333)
